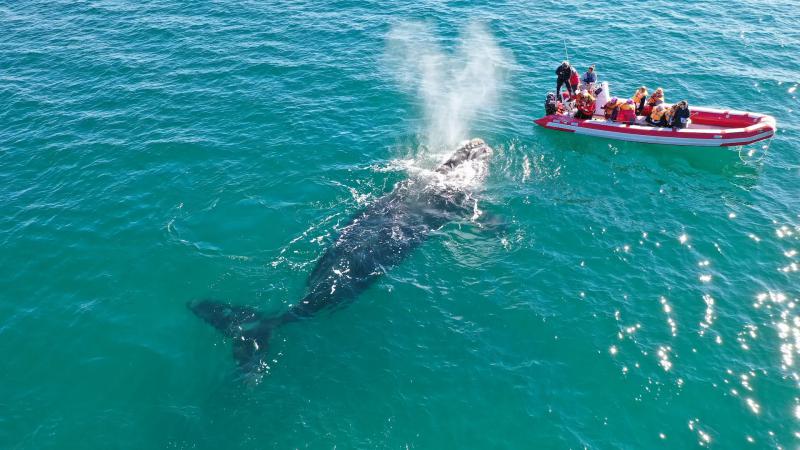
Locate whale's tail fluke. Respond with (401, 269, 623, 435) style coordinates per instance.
(188, 299, 279, 372)
(188, 299, 263, 337)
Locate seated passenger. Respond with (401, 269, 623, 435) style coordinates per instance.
(603, 97, 621, 120)
(646, 104, 669, 126)
(574, 91, 596, 119)
(649, 87, 665, 105)
(580, 65, 597, 92)
(616, 99, 636, 124)
(642, 87, 665, 117)
(664, 103, 678, 127)
(632, 86, 648, 115)
(671, 100, 691, 129)
(544, 92, 563, 115)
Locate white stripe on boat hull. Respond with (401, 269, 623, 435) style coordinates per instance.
(545, 121, 773, 147)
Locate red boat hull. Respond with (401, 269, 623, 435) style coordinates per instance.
(534, 107, 776, 147)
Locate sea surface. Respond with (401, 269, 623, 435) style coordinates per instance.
(2, 1, 799, 448)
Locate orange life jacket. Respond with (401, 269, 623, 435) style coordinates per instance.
(650, 105, 667, 121)
(647, 91, 664, 106)
(632, 90, 648, 104)
(602, 99, 622, 119)
(664, 105, 677, 122)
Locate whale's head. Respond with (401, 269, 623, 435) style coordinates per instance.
(435, 138, 493, 174)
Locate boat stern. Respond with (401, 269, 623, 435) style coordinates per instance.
(533, 116, 552, 127)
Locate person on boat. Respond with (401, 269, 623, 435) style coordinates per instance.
(568, 66, 580, 97)
(632, 86, 648, 115)
(574, 91, 596, 119)
(663, 103, 678, 127)
(603, 97, 622, 120)
(555, 61, 574, 99)
(646, 104, 669, 126)
(671, 100, 691, 129)
(616, 99, 637, 124)
(642, 88, 665, 116)
(544, 92, 564, 115)
(580, 65, 597, 92)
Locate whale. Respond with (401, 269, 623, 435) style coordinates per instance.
(189, 138, 493, 374)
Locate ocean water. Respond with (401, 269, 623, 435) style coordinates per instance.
(2, 0, 799, 448)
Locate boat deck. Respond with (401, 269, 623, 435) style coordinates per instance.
(584, 114, 723, 131)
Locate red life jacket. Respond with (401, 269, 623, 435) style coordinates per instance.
(569, 70, 580, 86)
(578, 98, 596, 116)
(616, 109, 636, 123)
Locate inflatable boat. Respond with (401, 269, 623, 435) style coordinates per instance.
(534, 82, 777, 147)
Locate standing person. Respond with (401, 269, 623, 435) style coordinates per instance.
(555, 61, 574, 99)
(581, 65, 597, 92)
(569, 65, 580, 97)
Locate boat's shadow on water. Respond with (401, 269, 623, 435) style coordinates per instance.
(537, 130, 762, 186)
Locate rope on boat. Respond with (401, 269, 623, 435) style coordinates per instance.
(738, 137, 771, 165)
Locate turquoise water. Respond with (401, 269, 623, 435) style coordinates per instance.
(2, 0, 799, 448)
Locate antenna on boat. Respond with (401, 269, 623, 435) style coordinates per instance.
(563, 40, 569, 63)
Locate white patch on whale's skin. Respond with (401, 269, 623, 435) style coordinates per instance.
(423, 139, 493, 196)
(431, 158, 490, 191)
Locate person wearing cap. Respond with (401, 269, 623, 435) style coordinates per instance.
(580, 65, 597, 92)
(555, 61, 574, 99)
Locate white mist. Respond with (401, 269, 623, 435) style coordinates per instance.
(384, 21, 513, 152)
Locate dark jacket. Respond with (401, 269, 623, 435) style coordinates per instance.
(582, 70, 597, 84)
(555, 63, 571, 81)
(672, 107, 691, 128)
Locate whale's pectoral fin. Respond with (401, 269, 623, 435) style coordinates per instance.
(187, 299, 263, 338)
(472, 212, 510, 234)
